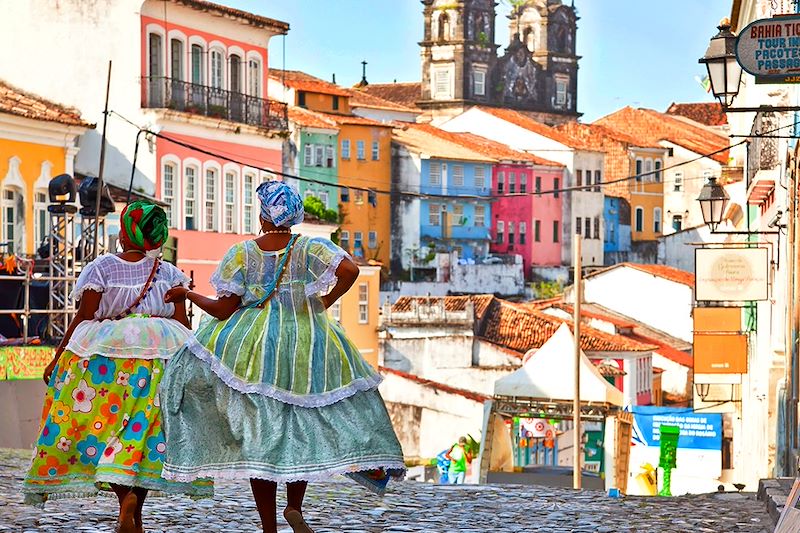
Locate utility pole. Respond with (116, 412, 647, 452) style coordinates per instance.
(573, 233, 582, 490)
(92, 60, 112, 259)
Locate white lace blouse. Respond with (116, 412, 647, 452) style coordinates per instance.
(66, 254, 191, 359)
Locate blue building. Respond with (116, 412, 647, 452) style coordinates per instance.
(603, 195, 631, 265)
(391, 125, 494, 275)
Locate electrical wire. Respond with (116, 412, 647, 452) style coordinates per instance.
(108, 110, 800, 200)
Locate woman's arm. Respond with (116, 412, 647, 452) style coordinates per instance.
(171, 299, 191, 329)
(165, 287, 241, 321)
(320, 257, 359, 309)
(42, 290, 102, 384)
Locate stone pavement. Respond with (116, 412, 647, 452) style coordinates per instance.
(0, 450, 773, 532)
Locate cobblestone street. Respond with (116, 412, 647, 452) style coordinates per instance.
(0, 450, 773, 532)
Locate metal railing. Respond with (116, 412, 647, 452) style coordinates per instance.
(141, 76, 288, 131)
(0, 270, 77, 345)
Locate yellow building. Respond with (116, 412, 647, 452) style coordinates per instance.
(629, 147, 667, 241)
(0, 80, 91, 255)
(323, 114, 392, 269)
(329, 261, 381, 369)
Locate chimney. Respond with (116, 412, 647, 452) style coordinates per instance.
(332, 73, 337, 84)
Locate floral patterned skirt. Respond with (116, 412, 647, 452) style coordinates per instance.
(22, 351, 212, 505)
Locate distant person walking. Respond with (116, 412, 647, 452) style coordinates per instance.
(446, 436, 473, 485)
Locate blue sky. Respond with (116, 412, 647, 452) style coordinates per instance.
(230, 0, 730, 121)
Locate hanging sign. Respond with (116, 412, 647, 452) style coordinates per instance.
(695, 247, 769, 301)
(736, 15, 800, 84)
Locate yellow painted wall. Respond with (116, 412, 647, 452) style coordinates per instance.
(297, 91, 350, 114)
(630, 149, 665, 242)
(337, 123, 392, 269)
(0, 138, 67, 255)
(333, 265, 380, 368)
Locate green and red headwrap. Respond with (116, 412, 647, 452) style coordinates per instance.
(119, 200, 169, 251)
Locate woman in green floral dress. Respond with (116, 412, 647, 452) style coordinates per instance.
(23, 201, 211, 533)
(161, 182, 404, 533)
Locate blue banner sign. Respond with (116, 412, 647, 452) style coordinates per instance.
(631, 406, 722, 451)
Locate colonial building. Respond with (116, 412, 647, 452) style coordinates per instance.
(365, 0, 580, 125)
(1, 0, 290, 295)
(0, 81, 92, 256)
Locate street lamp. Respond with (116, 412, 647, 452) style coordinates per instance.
(696, 177, 730, 232)
(699, 20, 742, 108)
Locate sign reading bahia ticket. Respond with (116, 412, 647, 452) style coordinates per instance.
(736, 15, 800, 84)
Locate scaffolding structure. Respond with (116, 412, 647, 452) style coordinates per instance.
(47, 206, 79, 340)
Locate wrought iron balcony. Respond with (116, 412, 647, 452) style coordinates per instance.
(141, 76, 288, 132)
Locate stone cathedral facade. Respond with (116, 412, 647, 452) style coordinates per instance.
(419, 0, 579, 125)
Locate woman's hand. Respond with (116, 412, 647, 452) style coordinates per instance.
(165, 287, 190, 303)
(42, 355, 59, 385)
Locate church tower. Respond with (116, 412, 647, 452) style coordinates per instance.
(505, 0, 580, 121)
(419, 0, 498, 121)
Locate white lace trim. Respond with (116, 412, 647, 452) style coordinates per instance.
(161, 458, 406, 486)
(71, 282, 105, 301)
(305, 252, 346, 297)
(184, 336, 383, 408)
(210, 275, 246, 298)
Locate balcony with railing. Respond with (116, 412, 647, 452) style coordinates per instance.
(141, 76, 288, 132)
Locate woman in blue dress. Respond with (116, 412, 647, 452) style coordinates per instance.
(161, 182, 404, 533)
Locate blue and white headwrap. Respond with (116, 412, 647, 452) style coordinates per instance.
(256, 181, 305, 228)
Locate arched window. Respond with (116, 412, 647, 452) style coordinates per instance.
(635, 207, 644, 232)
(210, 48, 224, 89)
(184, 165, 198, 230)
(2, 157, 26, 254)
(230, 54, 242, 93)
(190, 44, 204, 84)
(162, 161, 178, 228)
(654, 159, 662, 182)
(205, 167, 218, 232)
(248, 58, 262, 97)
(224, 169, 239, 233)
(34, 190, 48, 246)
(438, 12, 450, 41)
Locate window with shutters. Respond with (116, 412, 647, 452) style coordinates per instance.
(575, 217, 582, 236)
(429, 162, 442, 186)
(371, 141, 380, 161)
(162, 163, 177, 228)
(509, 172, 516, 193)
(358, 283, 369, 324)
(314, 145, 324, 167)
(519, 222, 527, 245)
(474, 205, 485, 227)
(368, 231, 377, 249)
(452, 165, 464, 187)
(243, 173, 255, 234)
(497, 171, 505, 193)
(325, 145, 335, 168)
(520, 173, 527, 193)
(205, 168, 218, 231)
(357, 140, 366, 160)
(340, 187, 350, 203)
(496, 220, 504, 244)
(340, 230, 350, 251)
(593, 217, 600, 239)
(303, 144, 313, 167)
(224, 171, 238, 233)
(429, 203, 441, 226)
(341, 139, 350, 159)
(474, 166, 485, 188)
(584, 217, 590, 239)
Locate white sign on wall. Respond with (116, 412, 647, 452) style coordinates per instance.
(695, 247, 769, 301)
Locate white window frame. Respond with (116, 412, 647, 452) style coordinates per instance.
(519, 221, 527, 244)
(325, 145, 335, 168)
(674, 171, 684, 192)
(340, 230, 350, 251)
(210, 47, 225, 90)
(203, 164, 220, 232)
(358, 282, 369, 324)
(314, 145, 325, 167)
(354, 231, 363, 250)
(429, 162, 442, 186)
(555, 75, 568, 106)
(433, 66, 452, 99)
(644, 159, 653, 182)
(34, 190, 48, 246)
(319, 191, 329, 207)
(654, 159, 662, 182)
(246, 53, 262, 98)
(371, 141, 380, 161)
(223, 167, 239, 233)
(189, 40, 206, 85)
(304, 144, 314, 167)
(161, 160, 179, 228)
(429, 203, 441, 226)
(654, 207, 662, 233)
(497, 171, 505, 193)
(243, 172, 256, 234)
(341, 139, 351, 159)
(184, 162, 199, 231)
(452, 164, 464, 187)
(475, 204, 485, 227)
(368, 230, 377, 249)
(330, 300, 342, 322)
(474, 166, 485, 188)
(357, 140, 366, 160)
(496, 220, 505, 244)
(473, 68, 486, 96)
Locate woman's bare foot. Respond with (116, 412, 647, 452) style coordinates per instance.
(117, 492, 138, 533)
(284, 507, 313, 533)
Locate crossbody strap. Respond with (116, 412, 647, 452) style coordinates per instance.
(250, 234, 299, 310)
(111, 258, 160, 320)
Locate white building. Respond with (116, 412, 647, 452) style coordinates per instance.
(439, 106, 605, 267)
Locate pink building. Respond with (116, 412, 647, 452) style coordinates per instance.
(140, 1, 289, 294)
(490, 161, 565, 276)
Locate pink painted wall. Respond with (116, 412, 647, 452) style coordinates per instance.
(155, 132, 281, 296)
(490, 163, 563, 277)
(140, 15, 270, 102)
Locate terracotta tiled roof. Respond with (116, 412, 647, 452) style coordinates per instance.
(173, 0, 288, 32)
(409, 124, 564, 167)
(479, 300, 656, 355)
(596, 362, 626, 377)
(0, 80, 92, 128)
(269, 69, 351, 97)
(540, 302, 638, 329)
(391, 294, 495, 319)
(595, 107, 729, 164)
(379, 366, 490, 403)
(348, 89, 419, 113)
(473, 106, 596, 151)
(392, 125, 495, 163)
(316, 111, 392, 127)
(288, 106, 338, 130)
(617, 262, 695, 287)
(556, 122, 663, 150)
(360, 82, 422, 109)
(666, 102, 728, 127)
(627, 332, 693, 367)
